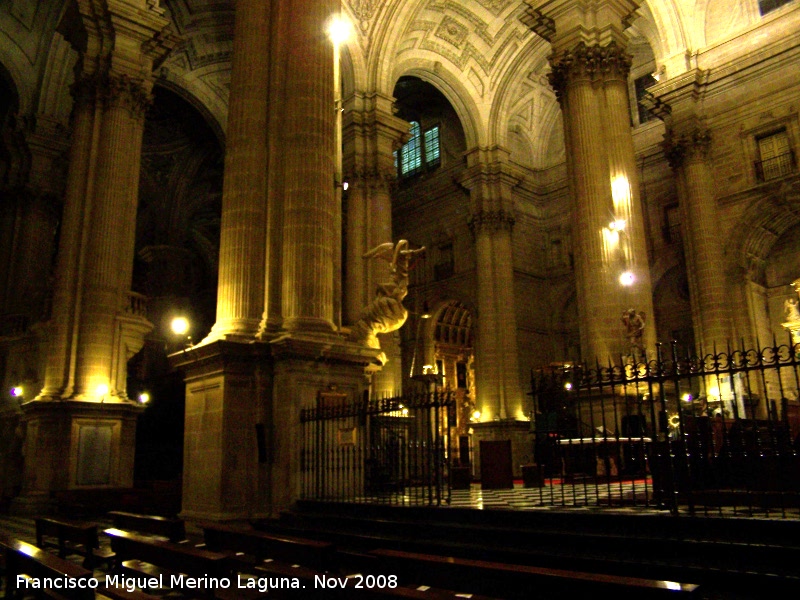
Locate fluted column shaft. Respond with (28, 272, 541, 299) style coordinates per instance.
(212, 0, 270, 339)
(525, 0, 655, 363)
(40, 80, 99, 398)
(667, 131, 730, 351)
(554, 52, 616, 362)
(280, 0, 338, 334)
(601, 50, 658, 355)
(548, 44, 655, 362)
(73, 77, 150, 398)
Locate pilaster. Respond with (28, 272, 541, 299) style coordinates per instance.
(663, 126, 731, 351)
(459, 148, 525, 424)
(342, 91, 410, 397)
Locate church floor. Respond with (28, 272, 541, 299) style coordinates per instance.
(348, 480, 800, 519)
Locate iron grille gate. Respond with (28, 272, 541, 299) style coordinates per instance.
(300, 391, 455, 506)
(531, 340, 800, 518)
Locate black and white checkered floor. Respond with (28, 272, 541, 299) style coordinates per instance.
(349, 479, 800, 518)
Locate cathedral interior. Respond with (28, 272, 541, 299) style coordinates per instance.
(0, 0, 799, 520)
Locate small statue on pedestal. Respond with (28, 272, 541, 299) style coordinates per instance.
(621, 308, 646, 358)
(348, 240, 426, 354)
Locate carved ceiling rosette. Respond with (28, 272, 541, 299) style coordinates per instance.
(349, 0, 380, 35)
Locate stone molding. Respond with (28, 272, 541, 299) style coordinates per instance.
(468, 209, 516, 235)
(548, 41, 632, 100)
(664, 128, 712, 169)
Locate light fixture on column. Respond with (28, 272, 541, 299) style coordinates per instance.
(10, 386, 23, 401)
(170, 315, 193, 348)
(138, 392, 150, 404)
(619, 271, 635, 286)
(96, 383, 109, 400)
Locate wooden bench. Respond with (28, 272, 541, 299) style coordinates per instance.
(200, 522, 335, 572)
(35, 517, 113, 570)
(0, 532, 95, 600)
(370, 548, 701, 599)
(107, 511, 186, 543)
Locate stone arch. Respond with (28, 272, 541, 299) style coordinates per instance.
(487, 38, 563, 168)
(733, 190, 800, 286)
(704, 0, 759, 47)
(390, 60, 482, 149)
(639, 0, 690, 64)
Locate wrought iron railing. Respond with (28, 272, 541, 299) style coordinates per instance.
(300, 391, 455, 506)
(531, 340, 800, 518)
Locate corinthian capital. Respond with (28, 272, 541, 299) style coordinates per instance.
(548, 41, 631, 101)
(468, 209, 515, 236)
(103, 74, 153, 119)
(664, 127, 712, 169)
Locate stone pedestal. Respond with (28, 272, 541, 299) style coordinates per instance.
(470, 420, 533, 480)
(172, 337, 381, 521)
(11, 399, 141, 515)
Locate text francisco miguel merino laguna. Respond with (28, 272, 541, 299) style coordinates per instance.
(17, 573, 400, 593)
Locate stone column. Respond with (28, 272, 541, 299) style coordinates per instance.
(12, 1, 174, 512)
(524, 0, 656, 363)
(71, 74, 154, 399)
(665, 130, 730, 352)
(342, 92, 409, 396)
(279, 0, 338, 335)
(209, 0, 270, 341)
(174, 0, 383, 521)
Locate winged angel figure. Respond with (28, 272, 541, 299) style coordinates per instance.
(348, 240, 426, 353)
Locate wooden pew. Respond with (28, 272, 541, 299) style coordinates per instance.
(0, 532, 95, 600)
(107, 511, 186, 543)
(35, 517, 112, 570)
(95, 585, 162, 600)
(103, 528, 266, 600)
(370, 548, 701, 599)
(199, 522, 335, 572)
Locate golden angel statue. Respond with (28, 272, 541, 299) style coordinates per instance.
(348, 240, 426, 352)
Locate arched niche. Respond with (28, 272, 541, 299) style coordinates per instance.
(653, 265, 694, 355)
